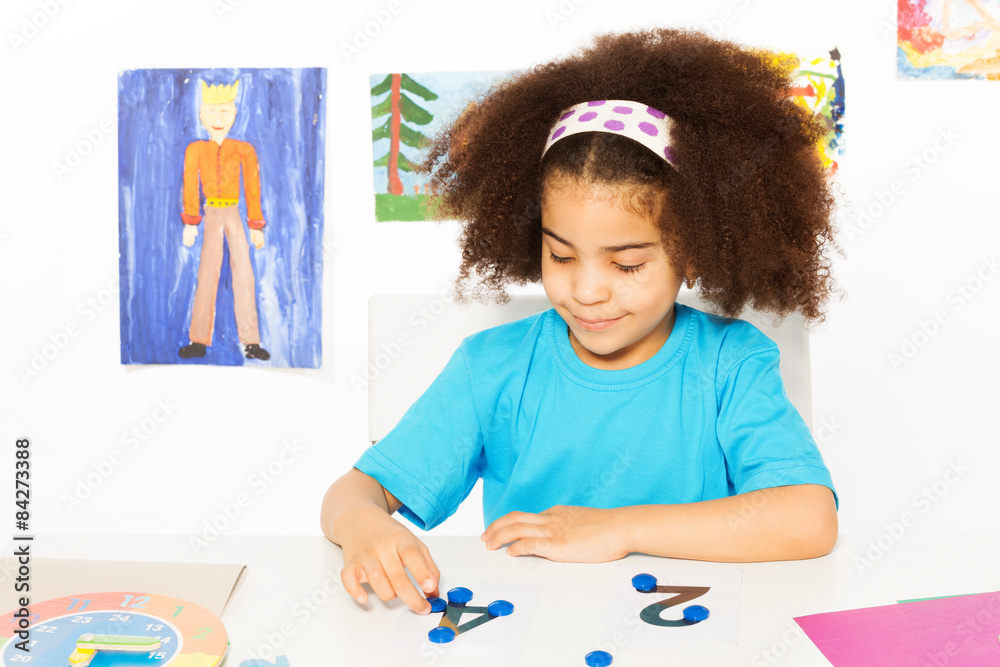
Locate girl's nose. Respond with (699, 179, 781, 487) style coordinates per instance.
(571, 263, 611, 305)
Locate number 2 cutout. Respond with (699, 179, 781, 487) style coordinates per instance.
(632, 574, 710, 627)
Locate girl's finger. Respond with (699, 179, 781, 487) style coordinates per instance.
(400, 544, 439, 598)
(362, 561, 398, 603)
(485, 521, 548, 550)
(340, 562, 369, 604)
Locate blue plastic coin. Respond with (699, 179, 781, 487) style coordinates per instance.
(487, 600, 514, 617)
(683, 604, 710, 623)
(426, 596, 446, 613)
(447, 587, 473, 605)
(428, 626, 456, 643)
(584, 649, 614, 666)
(631, 573, 657, 592)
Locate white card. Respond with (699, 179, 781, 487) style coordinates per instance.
(600, 564, 743, 647)
(387, 579, 541, 659)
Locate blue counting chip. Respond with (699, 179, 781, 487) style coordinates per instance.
(447, 587, 473, 605)
(428, 626, 456, 643)
(584, 649, 614, 666)
(683, 604, 710, 623)
(426, 597, 446, 613)
(631, 573, 657, 592)
(487, 600, 514, 617)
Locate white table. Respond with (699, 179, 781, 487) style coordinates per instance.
(29, 532, 1000, 666)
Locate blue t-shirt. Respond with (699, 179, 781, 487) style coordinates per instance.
(355, 304, 836, 531)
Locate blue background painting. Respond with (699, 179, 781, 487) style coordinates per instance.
(118, 68, 325, 367)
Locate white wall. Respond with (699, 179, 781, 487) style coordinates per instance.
(1, 0, 997, 547)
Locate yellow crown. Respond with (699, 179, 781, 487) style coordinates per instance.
(201, 80, 239, 105)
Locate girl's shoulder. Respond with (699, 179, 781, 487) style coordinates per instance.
(680, 304, 780, 370)
(686, 305, 771, 341)
(449, 308, 554, 395)
(460, 308, 552, 357)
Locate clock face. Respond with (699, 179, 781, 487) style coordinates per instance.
(0, 592, 227, 666)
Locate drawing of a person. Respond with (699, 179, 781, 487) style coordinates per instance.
(178, 80, 270, 361)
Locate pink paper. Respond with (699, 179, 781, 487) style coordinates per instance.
(794, 591, 1000, 666)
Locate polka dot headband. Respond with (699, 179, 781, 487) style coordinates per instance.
(542, 100, 677, 167)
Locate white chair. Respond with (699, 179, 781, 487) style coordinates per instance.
(367, 292, 812, 534)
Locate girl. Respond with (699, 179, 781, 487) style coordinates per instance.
(321, 28, 839, 615)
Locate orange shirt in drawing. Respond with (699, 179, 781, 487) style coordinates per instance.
(181, 138, 265, 229)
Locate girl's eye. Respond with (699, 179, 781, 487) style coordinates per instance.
(549, 252, 572, 264)
(615, 263, 646, 274)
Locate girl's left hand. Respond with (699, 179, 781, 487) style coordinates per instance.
(481, 506, 629, 563)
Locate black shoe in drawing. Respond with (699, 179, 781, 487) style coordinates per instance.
(178, 342, 207, 359)
(245, 344, 270, 361)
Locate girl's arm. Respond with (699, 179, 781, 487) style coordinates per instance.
(481, 483, 837, 563)
(321, 468, 440, 613)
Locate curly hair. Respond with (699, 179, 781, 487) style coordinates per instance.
(421, 28, 839, 321)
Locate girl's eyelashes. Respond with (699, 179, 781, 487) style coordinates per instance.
(548, 252, 646, 275)
(614, 262, 646, 274)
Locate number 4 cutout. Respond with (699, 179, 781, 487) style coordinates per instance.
(631, 573, 711, 627)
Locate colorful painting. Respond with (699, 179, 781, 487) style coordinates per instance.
(119, 68, 326, 367)
(370, 59, 843, 223)
(371, 71, 507, 222)
(898, 0, 1000, 80)
(790, 49, 846, 175)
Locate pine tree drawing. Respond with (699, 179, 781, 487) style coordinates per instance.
(371, 73, 438, 196)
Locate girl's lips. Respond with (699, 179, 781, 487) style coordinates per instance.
(574, 314, 623, 331)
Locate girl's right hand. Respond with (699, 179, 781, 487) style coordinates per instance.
(337, 505, 440, 614)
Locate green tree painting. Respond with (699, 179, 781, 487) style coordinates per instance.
(371, 73, 438, 220)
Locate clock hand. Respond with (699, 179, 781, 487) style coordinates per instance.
(69, 634, 162, 666)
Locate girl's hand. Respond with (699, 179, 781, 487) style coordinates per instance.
(337, 505, 440, 614)
(481, 506, 630, 563)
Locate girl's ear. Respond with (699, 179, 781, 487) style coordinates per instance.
(685, 275, 696, 290)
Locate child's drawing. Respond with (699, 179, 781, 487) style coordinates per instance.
(371, 71, 508, 222)
(789, 50, 846, 174)
(370, 62, 842, 224)
(898, 0, 1000, 79)
(118, 68, 326, 367)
